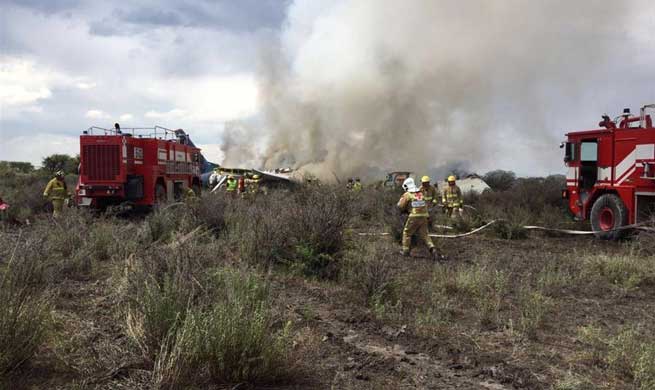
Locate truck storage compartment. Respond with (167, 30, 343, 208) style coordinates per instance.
(125, 175, 144, 200)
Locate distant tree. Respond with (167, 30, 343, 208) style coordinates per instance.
(0, 161, 34, 173)
(41, 154, 79, 174)
(483, 170, 517, 191)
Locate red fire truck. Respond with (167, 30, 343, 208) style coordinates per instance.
(76, 125, 202, 210)
(563, 104, 655, 239)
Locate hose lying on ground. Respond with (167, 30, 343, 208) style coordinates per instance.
(358, 220, 653, 239)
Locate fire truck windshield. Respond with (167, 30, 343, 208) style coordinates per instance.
(580, 141, 598, 162)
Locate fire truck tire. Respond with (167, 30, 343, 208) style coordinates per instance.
(154, 183, 167, 207)
(590, 194, 628, 240)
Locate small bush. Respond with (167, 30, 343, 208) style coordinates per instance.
(0, 238, 52, 374)
(185, 269, 291, 384)
(343, 242, 398, 305)
(123, 246, 207, 361)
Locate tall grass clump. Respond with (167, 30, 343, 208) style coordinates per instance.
(0, 237, 52, 374)
(183, 269, 291, 384)
(343, 242, 398, 305)
(517, 288, 553, 339)
(576, 325, 655, 389)
(581, 254, 655, 291)
(121, 241, 291, 387)
(429, 264, 508, 328)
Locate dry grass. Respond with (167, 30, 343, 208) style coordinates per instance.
(1, 172, 654, 389)
(0, 236, 52, 375)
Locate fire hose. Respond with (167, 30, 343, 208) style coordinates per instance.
(358, 220, 655, 239)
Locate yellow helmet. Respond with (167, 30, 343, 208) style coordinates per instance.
(253, 174, 260, 180)
(421, 175, 430, 183)
(447, 175, 456, 182)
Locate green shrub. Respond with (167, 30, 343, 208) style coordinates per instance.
(185, 269, 291, 383)
(226, 187, 349, 277)
(123, 246, 206, 361)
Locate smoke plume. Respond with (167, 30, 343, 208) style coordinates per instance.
(226, 0, 648, 180)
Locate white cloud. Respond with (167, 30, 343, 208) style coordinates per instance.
(119, 113, 134, 122)
(144, 75, 258, 123)
(145, 108, 187, 120)
(0, 133, 79, 165)
(0, 57, 56, 107)
(75, 81, 97, 90)
(85, 109, 110, 119)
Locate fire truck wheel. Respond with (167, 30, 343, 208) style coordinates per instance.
(590, 193, 628, 240)
(154, 183, 167, 207)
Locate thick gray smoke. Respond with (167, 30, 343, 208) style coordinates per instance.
(227, 0, 649, 180)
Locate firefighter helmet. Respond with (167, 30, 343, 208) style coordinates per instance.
(447, 175, 456, 183)
(402, 177, 417, 192)
(55, 170, 65, 177)
(421, 175, 430, 183)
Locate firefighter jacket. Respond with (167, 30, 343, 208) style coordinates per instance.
(442, 185, 463, 208)
(397, 191, 429, 218)
(184, 187, 197, 200)
(43, 178, 68, 200)
(249, 180, 260, 194)
(226, 179, 237, 192)
(420, 185, 439, 205)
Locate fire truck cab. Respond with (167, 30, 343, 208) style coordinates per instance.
(563, 104, 655, 239)
(76, 125, 202, 210)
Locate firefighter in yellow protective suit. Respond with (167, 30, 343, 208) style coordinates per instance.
(420, 176, 439, 226)
(225, 175, 238, 197)
(442, 175, 464, 218)
(184, 186, 197, 202)
(352, 177, 363, 192)
(397, 177, 436, 257)
(249, 175, 261, 194)
(43, 170, 69, 217)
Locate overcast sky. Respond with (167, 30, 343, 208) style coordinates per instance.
(1, 0, 654, 176)
(0, 0, 287, 166)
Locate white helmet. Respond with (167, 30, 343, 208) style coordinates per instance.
(402, 177, 418, 192)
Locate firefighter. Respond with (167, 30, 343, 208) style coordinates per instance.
(184, 186, 197, 202)
(0, 196, 8, 221)
(420, 176, 439, 226)
(352, 177, 363, 192)
(226, 175, 238, 197)
(346, 178, 354, 190)
(43, 170, 69, 217)
(249, 174, 261, 194)
(442, 175, 464, 218)
(397, 177, 436, 258)
(238, 176, 246, 195)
